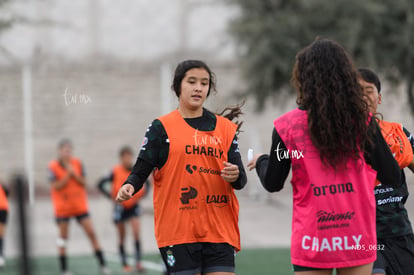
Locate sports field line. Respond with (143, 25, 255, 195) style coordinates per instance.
(105, 252, 165, 272)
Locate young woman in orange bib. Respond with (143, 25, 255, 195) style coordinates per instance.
(116, 60, 247, 275)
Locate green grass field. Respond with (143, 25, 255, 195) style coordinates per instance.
(1, 247, 293, 275)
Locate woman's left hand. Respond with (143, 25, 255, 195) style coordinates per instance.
(221, 162, 240, 183)
(247, 153, 265, 171)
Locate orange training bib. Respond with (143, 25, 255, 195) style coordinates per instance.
(49, 158, 89, 217)
(379, 120, 413, 169)
(0, 184, 9, 211)
(153, 110, 241, 250)
(111, 164, 146, 209)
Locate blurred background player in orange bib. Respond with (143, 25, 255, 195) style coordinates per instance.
(48, 139, 110, 275)
(358, 68, 414, 275)
(0, 181, 9, 268)
(116, 60, 247, 275)
(98, 146, 149, 273)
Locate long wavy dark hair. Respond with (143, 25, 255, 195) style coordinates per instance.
(172, 60, 244, 132)
(292, 39, 372, 168)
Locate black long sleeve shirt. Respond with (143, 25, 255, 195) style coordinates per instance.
(256, 119, 401, 192)
(125, 109, 247, 193)
(97, 169, 150, 199)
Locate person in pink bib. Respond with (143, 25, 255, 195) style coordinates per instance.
(248, 38, 401, 275)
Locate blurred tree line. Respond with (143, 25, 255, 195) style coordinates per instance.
(0, 0, 11, 31)
(230, 0, 414, 114)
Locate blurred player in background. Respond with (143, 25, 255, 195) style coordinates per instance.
(117, 59, 247, 275)
(248, 39, 401, 274)
(48, 139, 110, 275)
(358, 68, 414, 275)
(97, 146, 149, 273)
(0, 181, 9, 268)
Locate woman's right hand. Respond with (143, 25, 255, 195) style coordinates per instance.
(116, 184, 134, 202)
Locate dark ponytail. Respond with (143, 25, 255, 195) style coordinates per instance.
(217, 100, 245, 134)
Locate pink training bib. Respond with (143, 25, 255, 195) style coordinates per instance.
(274, 108, 377, 269)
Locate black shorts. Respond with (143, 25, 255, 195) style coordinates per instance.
(0, 210, 8, 224)
(113, 204, 141, 224)
(159, 243, 235, 275)
(293, 265, 330, 272)
(372, 234, 414, 275)
(55, 212, 89, 224)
